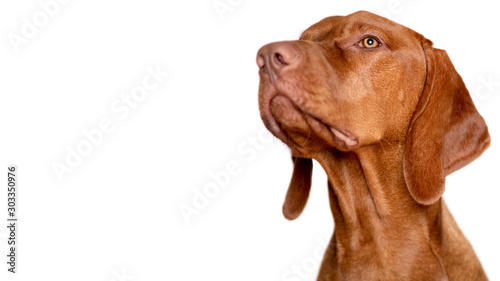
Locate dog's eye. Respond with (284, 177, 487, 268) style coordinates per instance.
(361, 37, 380, 48)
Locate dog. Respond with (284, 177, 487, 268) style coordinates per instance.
(257, 11, 490, 280)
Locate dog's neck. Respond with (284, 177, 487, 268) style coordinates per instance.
(314, 142, 441, 260)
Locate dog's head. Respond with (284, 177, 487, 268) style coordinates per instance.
(257, 11, 489, 219)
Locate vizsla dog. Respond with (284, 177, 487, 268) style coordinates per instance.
(257, 11, 490, 280)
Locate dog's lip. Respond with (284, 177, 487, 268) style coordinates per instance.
(267, 93, 359, 149)
(330, 126, 358, 148)
(305, 110, 359, 149)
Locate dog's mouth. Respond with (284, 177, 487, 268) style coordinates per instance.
(265, 94, 358, 151)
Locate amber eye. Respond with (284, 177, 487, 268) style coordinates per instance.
(361, 37, 380, 48)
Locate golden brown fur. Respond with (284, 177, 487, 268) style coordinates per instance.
(257, 11, 489, 280)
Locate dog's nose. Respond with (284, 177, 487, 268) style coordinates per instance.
(257, 42, 300, 74)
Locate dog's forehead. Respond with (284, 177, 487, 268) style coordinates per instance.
(300, 11, 420, 44)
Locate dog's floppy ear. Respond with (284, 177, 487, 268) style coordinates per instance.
(283, 156, 313, 220)
(404, 39, 490, 205)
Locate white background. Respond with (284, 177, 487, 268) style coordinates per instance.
(1, 0, 499, 280)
